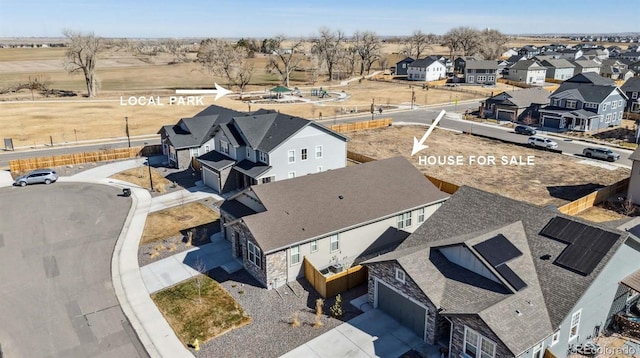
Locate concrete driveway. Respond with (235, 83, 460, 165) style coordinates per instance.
(281, 309, 431, 358)
(0, 183, 147, 358)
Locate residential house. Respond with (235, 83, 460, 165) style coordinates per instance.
(454, 55, 482, 73)
(608, 45, 623, 58)
(464, 60, 498, 85)
(363, 185, 640, 357)
(505, 54, 527, 65)
(517, 45, 540, 59)
(620, 52, 640, 62)
(570, 59, 601, 75)
(629, 60, 640, 74)
(219, 157, 449, 289)
(501, 48, 518, 58)
(481, 87, 550, 122)
(395, 57, 414, 76)
(195, 108, 348, 193)
(621, 77, 640, 114)
(539, 72, 627, 131)
(158, 105, 245, 169)
(582, 48, 610, 61)
(557, 48, 583, 60)
(407, 56, 447, 82)
(540, 59, 576, 81)
(504, 60, 546, 85)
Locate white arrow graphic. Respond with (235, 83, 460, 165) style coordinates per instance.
(411, 109, 446, 156)
(175, 83, 233, 101)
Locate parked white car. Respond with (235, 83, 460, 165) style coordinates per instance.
(528, 136, 558, 149)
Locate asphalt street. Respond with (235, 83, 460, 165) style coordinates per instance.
(0, 183, 148, 358)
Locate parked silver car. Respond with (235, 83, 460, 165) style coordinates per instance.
(528, 136, 559, 149)
(14, 169, 58, 186)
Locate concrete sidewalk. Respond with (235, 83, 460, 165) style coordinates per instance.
(0, 170, 14, 188)
(71, 157, 148, 180)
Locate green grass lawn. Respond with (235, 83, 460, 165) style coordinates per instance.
(152, 275, 251, 345)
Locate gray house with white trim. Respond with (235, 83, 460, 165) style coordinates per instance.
(504, 60, 547, 85)
(621, 76, 640, 114)
(541, 59, 575, 81)
(219, 157, 449, 289)
(464, 60, 498, 85)
(364, 185, 640, 357)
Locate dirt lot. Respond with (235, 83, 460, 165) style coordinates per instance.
(347, 125, 630, 207)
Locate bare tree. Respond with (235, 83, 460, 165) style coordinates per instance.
(197, 38, 253, 90)
(63, 30, 102, 97)
(443, 27, 481, 58)
(477, 29, 509, 60)
(402, 30, 436, 59)
(353, 31, 382, 75)
(312, 28, 345, 81)
(339, 45, 358, 78)
(192, 258, 207, 304)
(163, 39, 188, 64)
(266, 36, 305, 87)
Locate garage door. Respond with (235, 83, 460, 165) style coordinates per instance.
(497, 110, 515, 121)
(543, 116, 561, 129)
(202, 168, 220, 192)
(376, 281, 426, 340)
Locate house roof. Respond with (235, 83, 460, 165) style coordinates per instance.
(565, 72, 615, 86)
(236, 157, 449, 253)
(622, 77, 640, 93)
(540, 59, 575, 69)
(464, 60, 498, 70)
(395, 57, 414, 65)
(392, 186, 628, 333)
(488, 87, 550, 108)
(197, 150, 235, 171)
(409, 57, 444, 68)
(550, 73, 622, 103)
(570, 59, 601, 69)
(509, 59, 545, 71)
(219, 199, 257, 219)
(505, 55, 526, 64)
(234, 159, 271, 178)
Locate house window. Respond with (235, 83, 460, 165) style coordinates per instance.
(395, 268, 406, 283)
(552, 98, 559, 106)
(566, 100, 577, 109)
(418, 208, 426, 223)
(603, 102, 609, 111)
(220, 140, 229, 154)
(317, 166, 323, 172)
(246, 148, 251, 158)
(477, 75, 486, 82)
(551, 330, 560, 346)
(464, 327, 496, 358)
(259, 151, 268, 163)
(397, 212, 412, 229)
(569, 310, 581, 341)
(468, 75, 475, 83)
(619, 99, 624, 107)
(532, 342, 543, 358)
(191, 148, 200, 156)
(632, 92, 638, 99)
(315, 145, 323, 158)
(288, 171, 296, 179)
(205, 145, 210, 153)
(310, 240, 318, 253)
(290, 245, 300, 265)
(288, 149, 295, 163)
(606, 113, 612, 123)
(301, 148, 308, 161)
(261, 176, 274, 184)
(612, 101, 618, 109)
(330, 235, 339, 252)
(247, 241, 261, 268)
(613, 112, 617, 121)
(488, 76, 495, 81)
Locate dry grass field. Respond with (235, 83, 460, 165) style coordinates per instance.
(347, 125, 630, 207)
(141, 202, 220, 244)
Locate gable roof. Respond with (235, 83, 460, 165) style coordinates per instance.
(394, 186, 628, 331)
(234, 157, 449, 253)
(465, 60, 498, 70)
(622, 76, 640, 93)
(565, 72, 616, 86)
(509, 59, 545, 71)
(540, 59, 575, 69)
(409, 56, 444, 68)
(551, 73, 623, 103)
(487, 87, 550, 108)
(570, 59, 601, 69)
(395, 57, 414, 65)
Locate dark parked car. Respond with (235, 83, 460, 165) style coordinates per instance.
(515, 125, 536, 135)
(14, 169, 58, 186)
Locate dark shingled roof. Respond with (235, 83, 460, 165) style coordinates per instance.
(197, 150, 235, 171)
(565, 72, 615, 86)
(622, 77, 640, 93)
(509, 59, 546, 71)
(486, 87, 550, 108)
(465, 60, 498, 70)
(550, 73, 623, 103)
(240, 157, 449, 253)
(540, 59, 575, 69)
(220, 199, 257, 219)
(409, 57, 443, 68)
(234, 159, 271, 178)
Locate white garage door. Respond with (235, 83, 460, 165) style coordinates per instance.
(202, 168, 220, 192)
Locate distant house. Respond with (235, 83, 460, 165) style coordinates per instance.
(464, 60, 498, 85)
(407, 56, 447, 82)
(621, 77, 640, 114)
(620, 51, 640, 62)
(540, 59, 575, 81)
(394, 57, 414, 76)
(570, 59, 601, 75)
(219, 157, 449, 289)
(504, 60, 546, 85)
(481, 87, 550, 122)
(363, 185, 640, 357)
(629, 60, 640, 74)
(517, 45, 540, 59)
(582, 48, 610, 61)
(505, 54, 527, 65)
(539, 72, 627, 131)
(557, 48, 583, 60)
(501, 48, 518, 58)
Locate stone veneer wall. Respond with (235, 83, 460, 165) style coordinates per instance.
(226, 221, 267, 287)
(176, 148, 191, 169)
(265, 251, 287, 289)
(448, 315, 513, 358)
(366, 261, 440, 344)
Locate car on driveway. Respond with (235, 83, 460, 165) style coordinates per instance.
(515, 125, 536, 135)
(582, 147, 620, 162)
(528, 136, 558, 149)
(14, 169, 58, 186)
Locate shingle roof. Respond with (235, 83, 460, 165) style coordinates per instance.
(409, 57, 443, 68)
(565, 72, 615, 86)
(196, 150, 235, 171)
(540, 59, 575, 69)
(465, 60, 498, 70)
(551, 82, 620, 103)
(570, 59, 601, 69)
(395, 57, 414, 65)
(497, 87, 551, 108)
(622, 77, 640, 93)
(238, 157, 449, 253)
(395, 186, 628, 331)
(509, 59, 545, 71)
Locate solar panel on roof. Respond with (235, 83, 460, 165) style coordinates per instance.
(495, 264, 527, 291)
(540, 216, 573, 241)
(473, 234, 523, 266)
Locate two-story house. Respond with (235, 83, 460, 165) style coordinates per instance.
(454, 55, 482, 73)
(394, 57, 414, 76)
(570, 59, 601, 76)
(407, 56, 447, 82)
(557, 48, 584, 60)
(219, 157, 449, 289)
(540, 59, 575, 81)
(539, 72, 628, 131)
(504, 60, 546, 85)
(621, 77, 640, 114)
(363, 185, 640, 357)
(517, 45, 540, 59)
(464, 60, 498, 85)
(194, 108, 348, 193)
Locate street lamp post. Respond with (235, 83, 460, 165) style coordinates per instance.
(371, 98, 375, 121)
(144, 142, 154, 192)
(125, 116, 131, 148)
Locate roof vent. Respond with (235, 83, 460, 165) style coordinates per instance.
(516, 310, 522, 316)
(338, 195, 344, 200)
(540, 254, 552, 260)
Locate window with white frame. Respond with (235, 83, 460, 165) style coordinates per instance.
(288, 149, 295, 163)
(468, 75, 475, 83)
(603, 102, 609, 111)
(261, 176, 274, 184)
(569, 310, 581, 340)
(205, 145, 210, 153)
(247, 241, 261, 268)
(310, 240, 318, 253)
(613, 112, 617, 121)
(584, 102, 597, 109)
(246, 148, 251, 157)
(395, 268, 406, 283)
(317, 166, 323, 172)
(329, 235, 339, 252)
(488, 76, 495, 81)
(551, 330, 560, 346)
(566, 100, 577, 109)
(477, 75, 486, 82)
(220, 140, 229, 154)
(463, 327, 496, 358)
(397, 212, 412, 229)
(259, 151, 268, 163)
(191, 148, 200, 156)
(288, 171, 296, 179)
(532, 342, 544, 358)
(316, 145, 323, 158)
(606, 113, 612, 123)
(633, 92, 638, 99)
(418, 208, 426, 223)
(612, 101, 618, 109)
(290, 245, 300, 265)
(552, 98, 559, 106)
(301, 148, 308, 161)
(619, 99, 624, 107)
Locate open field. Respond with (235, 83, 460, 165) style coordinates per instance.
(347, 125, 630, 207)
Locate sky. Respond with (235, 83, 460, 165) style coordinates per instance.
(0, 0, 637, 38)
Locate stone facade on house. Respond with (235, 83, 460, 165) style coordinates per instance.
(448, 315, 513, 358)
(265, 251, 287, 289)
(226, 221, 268, 287)
(175, 148, 192, 170)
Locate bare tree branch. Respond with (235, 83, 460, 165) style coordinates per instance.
(266, 36, 305, 87)
(63, 30, 102, 97)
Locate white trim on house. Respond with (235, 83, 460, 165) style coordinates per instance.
(463, 326, 497, 358)
(569, 309, 581, 341)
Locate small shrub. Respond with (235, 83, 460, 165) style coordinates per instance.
(330, 294, 343, 318)
(291, 311, 300, 328)
(314, 298, 324, 328)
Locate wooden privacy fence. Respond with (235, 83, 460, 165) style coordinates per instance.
(9, 145, 161, 173)
(303, 258, 368, 298)
(558, 177, 630, 215)
(346, 150, 375, 163)
(425, 174, 460, 194)
(330, 118, 392, 133)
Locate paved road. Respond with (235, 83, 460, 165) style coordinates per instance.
(0, 183, 148, 358)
